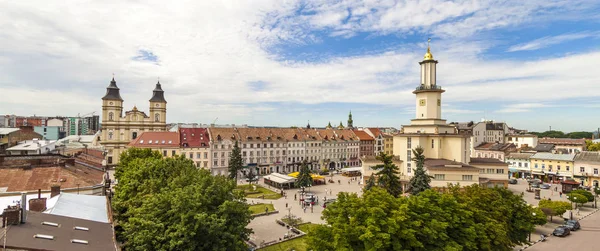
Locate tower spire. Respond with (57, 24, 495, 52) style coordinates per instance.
(424, 38, 434, 60)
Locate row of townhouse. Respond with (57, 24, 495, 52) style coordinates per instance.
(506, 151, 600, 187)
(129, 126, 377, 176)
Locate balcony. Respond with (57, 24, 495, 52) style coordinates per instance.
(415, 85, 443, 91)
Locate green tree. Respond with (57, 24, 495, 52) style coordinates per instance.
(571, 189, 594, 202)
(568, 191, 590, 208)
(228, 141, 243, 181)
(245, 166, 257, 184)
(115, 147, 163, 180)
(567, 131, 593, 139)
(296, 160, 313, 188)
(586, 140, 600, 151)
(407, 146, 431, 195)
(538, 199, 571, 221)
(113, 150, 252, 250)
(363, 175, 376, 192)
(373, 152, 403, 197)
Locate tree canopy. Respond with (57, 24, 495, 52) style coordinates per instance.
(364, 175, 376, 192)
(296, 160, 313, 188)
(538, 199, 571, 221)
(306, 185, 545, 251)
(373, 152, 403, 197)
(531, 130, 593, 139)
(568, 191, 590, 208)
(407, 146, 431, 195)
(228, 141, 244, 181)
(586, 140, 600, 151)
(113, 148, 252, 251)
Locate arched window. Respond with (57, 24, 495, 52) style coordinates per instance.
(155, 113, 160, 122)
(108, 131, 113, 140)
(132, 132, 138, 139)
(109, 112, 114, 121)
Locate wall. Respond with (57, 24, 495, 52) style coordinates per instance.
(34, 126, 61, 140)
(505, 135, 538, 148)
(429, 170, 479, 187)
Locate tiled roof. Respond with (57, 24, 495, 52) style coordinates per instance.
(334, 129, 359, 141)
(539, 138, 586, 145)
(469, 158, 508, 165)
(353, 130, 374, 141)
(506, 153, 534, 160)
(208, 128, 239, 142)
(474, 142, 516, 151)
(0, 165, 103, 192)
(424, 158, 480, 171)
(235, 128, 287, 142)
(574, 151, 600, 163)
(531, 152, 576, 161)
(367, 128, 383, 137)
(533, 144, 555, 152)
(179, 128, 209, 148)
(128, 132, 180, 148)
(299, 128, 323, 141)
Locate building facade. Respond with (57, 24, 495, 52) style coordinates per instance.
(530, 153, 576, 182)
(127, 131, 181, 158)
(573, 152, 600, 187)
(99, 78, 167, 166)
(506, 153, 533, 178)
(365, 128, 384, 156)
(472, 142, 516, 161)
(34, 126, 63, 140)
(383, 133, 394, 156)
(354, 129, 375, 158)
(538, 138, 586, 154)
(179, 127, 211, 169)
(505, 134, 538, 149)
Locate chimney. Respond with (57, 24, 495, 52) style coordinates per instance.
(2, 206, 21, 227)
(21, 192, 27, 223)
(29, 189, 47, 212)
(50, 184, 61, 198)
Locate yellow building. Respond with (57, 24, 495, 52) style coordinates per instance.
(100, 78, 167, 166)
(530, 152, 576, 182)
(574, 152, 600, 187)
(383, 133, 394, 155)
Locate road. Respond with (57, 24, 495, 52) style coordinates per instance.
(527, 210, 600, 251)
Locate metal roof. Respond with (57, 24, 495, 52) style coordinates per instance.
(574, 151, 600, 163)
(0, 128, 19, 135)
(530, 152, 576, 161)
(44, 193, 109, 223)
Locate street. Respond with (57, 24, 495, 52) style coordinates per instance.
(528, 209, 600, 251)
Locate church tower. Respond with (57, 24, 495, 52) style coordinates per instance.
(347, 111, 354, 129)
(149, 81, 167, 125)
(413, 39, 445, 125)
(101, 77, 123, 135)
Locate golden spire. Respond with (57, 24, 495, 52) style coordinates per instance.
(424, 38, 434, 60)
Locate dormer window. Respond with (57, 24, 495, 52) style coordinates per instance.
(149, 140, 153, 144)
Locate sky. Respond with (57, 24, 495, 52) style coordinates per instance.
(1, 0, 599, 132)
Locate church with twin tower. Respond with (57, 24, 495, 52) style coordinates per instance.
(100, 77, 167, 166)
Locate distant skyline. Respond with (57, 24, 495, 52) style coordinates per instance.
(1, 1, 599, 132)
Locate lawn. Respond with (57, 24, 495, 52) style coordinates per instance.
(249, 203, 276, 215)
(237, 184, 282, 199)
(259, 223, 319, 251)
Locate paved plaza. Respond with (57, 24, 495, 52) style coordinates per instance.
(246, 173, 363, 244)
(527, 209, 600, 251)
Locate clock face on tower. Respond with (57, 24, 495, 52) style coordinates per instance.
(155, 104, 159, 107)
(109, 102, 113, 105)
(419, 99, 426, 106)
(437, 99, 441, 106)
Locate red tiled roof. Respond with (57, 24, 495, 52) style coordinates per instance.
(128, 131, 180, 148)
(0, 165, 103, 192)
(353, 130, 374, 141)
(179, 128, 209, 148)
(368, 128, 383, 137)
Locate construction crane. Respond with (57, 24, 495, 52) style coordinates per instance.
(211, 117, 218, 127)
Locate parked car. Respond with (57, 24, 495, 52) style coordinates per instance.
(540, 183, 551, 189)
(509, 179, 518, 184)
(528, 178, 542, 184)
(531, 183, 541, 188)
(552, 226, 571, 237)
(564, 220, 581, 231)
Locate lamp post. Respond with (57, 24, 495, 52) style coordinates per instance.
(529, 212, 536, 243)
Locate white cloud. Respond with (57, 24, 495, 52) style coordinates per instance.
(495, 103, 552, 113)
(507, 31, 600, 52)
(0, 0, 599, 128)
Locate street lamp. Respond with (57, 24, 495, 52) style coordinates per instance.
(529, 212, 536, 243)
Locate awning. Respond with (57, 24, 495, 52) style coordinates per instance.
(264, 173, 296, 184)
(287, 172, 326, 180)
(341, 167, 362, 173)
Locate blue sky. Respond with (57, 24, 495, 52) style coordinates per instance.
(1, 0, 599, 132)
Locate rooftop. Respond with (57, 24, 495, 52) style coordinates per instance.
(352, 130, 374, 141)
(128, 131, 180, 148)
(469, 158, 508, 165)
(0, 211, 116, 251)
(533, 144, 555, 152)
(0, 128, 19, 135)
(574, 151, 600, 163)
(179, 128, 209, 148)
(474, 142, 516, 151)
(44, 193, 109, 223)
(424, 158, 480, 171)
(0, 165, 104, 192)
(539, 138, 586, 145)
(530, 152, 576, 161)
(506, 153, 534, 160)
(367, 128, 383, 137)
(7, 139, 56, 151)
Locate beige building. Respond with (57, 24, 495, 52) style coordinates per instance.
(539, 138, 586, 154)
(100, 78, 167, 166)
(573, 151, 600, 187)
(470, 158, 509, 188)
(383, 133, 394, 156)
(208, 128, 238, 176)
(505, 134, 538, 149)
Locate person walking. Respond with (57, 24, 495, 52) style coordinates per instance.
(294, 194, 297, 201)
(303, 206, 306, 213)
(310, 204, 313, 213)
(286, 203, 288, 208)
(559, 191, 562, 198)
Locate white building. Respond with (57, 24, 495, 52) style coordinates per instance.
(470, 121, 510, 152)
(505, 134, 538, 149)
(6, 138, 57, 155)
(506, 153, 533, 178)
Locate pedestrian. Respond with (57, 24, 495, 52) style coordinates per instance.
(265, 207, 268, 214)
(559, 192, 562, 198)
(286, 203, 288, 208)
(303, 206, 306, 213)
(294, 194, 297, 201)
(577, 208, 580, 215)
(311, 204, 313, 213)
(555, 186, 558, 192)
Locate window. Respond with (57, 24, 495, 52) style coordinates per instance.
(189, 153, 193, 159)
(566, 166, 570, 171)
(496, 169, 504, 174)
(109, 112, 114, 121)
(108, 131, 113, 140)
(557, 165, 561, 170)
(407, 150, 411, 162)
(132, 132, 137, 139)
(163, 150, 167, 156)
(221, 160, 225, 166)
(243, 151, 247, 157)
(524, 163, 528, 168)
(155, 113, 160, 122)
(541, 164, 545, 169)
(108, 157, 113, 164)
(197, 153, 201, 159)
(204, 152, 208, 159)
(518, 162, 522, 167)
(462, 175, 473, 181)
(213, 160, 218, 166)
(431, 139, 434, 148)
(172, 150, 176, 156)
(595, 168, 598, 175)
(434, 174, 445, 180)
(487, 169, 494, 174)
(243, 144, 246, 148)
(580, 167, 585, 173)
(407, 137, 411, 148)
